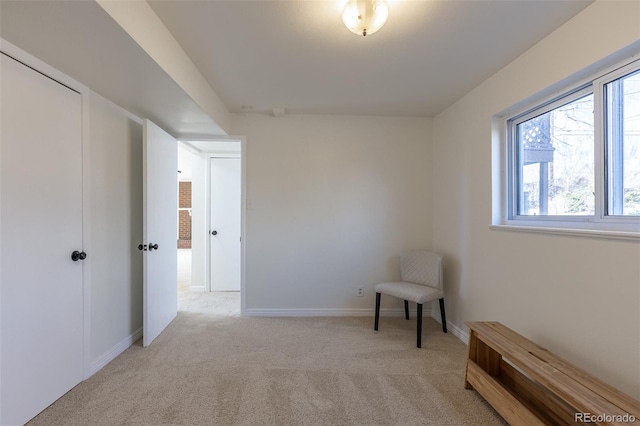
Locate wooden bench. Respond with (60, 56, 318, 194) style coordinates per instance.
(464, 321, 640, 425)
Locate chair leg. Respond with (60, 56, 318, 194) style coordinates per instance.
(374, 292, 381, 331)
(439, 298, 447, 333)
(417, 303, 422, 348)
(404, 300, 409, 320)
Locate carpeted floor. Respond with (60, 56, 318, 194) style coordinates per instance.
(28, 250, 504, 426)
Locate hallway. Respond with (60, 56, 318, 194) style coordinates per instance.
(177, 248, 240, 316)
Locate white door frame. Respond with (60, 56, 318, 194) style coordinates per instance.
(181, 137, 246, 315)
(0, 38, 92, 386)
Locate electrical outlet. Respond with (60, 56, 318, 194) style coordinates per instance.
(357, 287, 364, 297)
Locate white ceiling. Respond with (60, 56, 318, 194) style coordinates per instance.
(147, 0, 592, 117)
(0, 0, 224, 137)
(0, 0, 592, 136)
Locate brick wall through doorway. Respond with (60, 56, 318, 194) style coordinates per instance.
(178, 181, 191, 249)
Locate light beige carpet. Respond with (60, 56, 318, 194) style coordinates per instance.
(28, 250, 504, 425)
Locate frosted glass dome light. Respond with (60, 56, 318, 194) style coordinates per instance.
(342, 0, 389, 37)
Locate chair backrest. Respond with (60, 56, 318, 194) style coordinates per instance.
(400, 250, 443, 290)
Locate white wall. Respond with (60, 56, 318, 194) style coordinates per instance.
(231, 114, 432, 313)
(432, 1, 640, 397)
(89, 92, 143, 364)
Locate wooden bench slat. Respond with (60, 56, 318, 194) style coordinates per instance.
(466, 360, 547, 426)
(499, 359, 575, 426)
(482, 321, 640, 418)
(465, 321, 640, 426)
(467, 322, 633, 422)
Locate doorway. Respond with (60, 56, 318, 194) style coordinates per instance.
(177, 145, 194, 299)
(177, 139, 244, 315)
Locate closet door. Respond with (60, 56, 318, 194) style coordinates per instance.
(0, 53, 84, 425)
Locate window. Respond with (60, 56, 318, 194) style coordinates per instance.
(503, 58, 640, 235)
(604, 68, 640, 216)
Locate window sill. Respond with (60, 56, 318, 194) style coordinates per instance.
(489, 224, 640, 242)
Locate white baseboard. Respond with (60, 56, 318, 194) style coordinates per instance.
(429, 313, 469, 344)
(189, 285, 206, 292)
(89, 327, 142, 377)
(243, 308, 432, 317)
(447, 321, 469, 344)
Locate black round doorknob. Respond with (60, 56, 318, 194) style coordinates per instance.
(211, 230, 218, 236)
(71, 251, 87, 261)
(149, 243, 159, 251)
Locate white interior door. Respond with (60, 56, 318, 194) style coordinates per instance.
(143, 119, 177, 347)
(209, 157, 241, 291)
(0, 53, 84, 425)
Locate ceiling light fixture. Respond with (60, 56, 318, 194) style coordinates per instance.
(342, 0, 389, 37)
